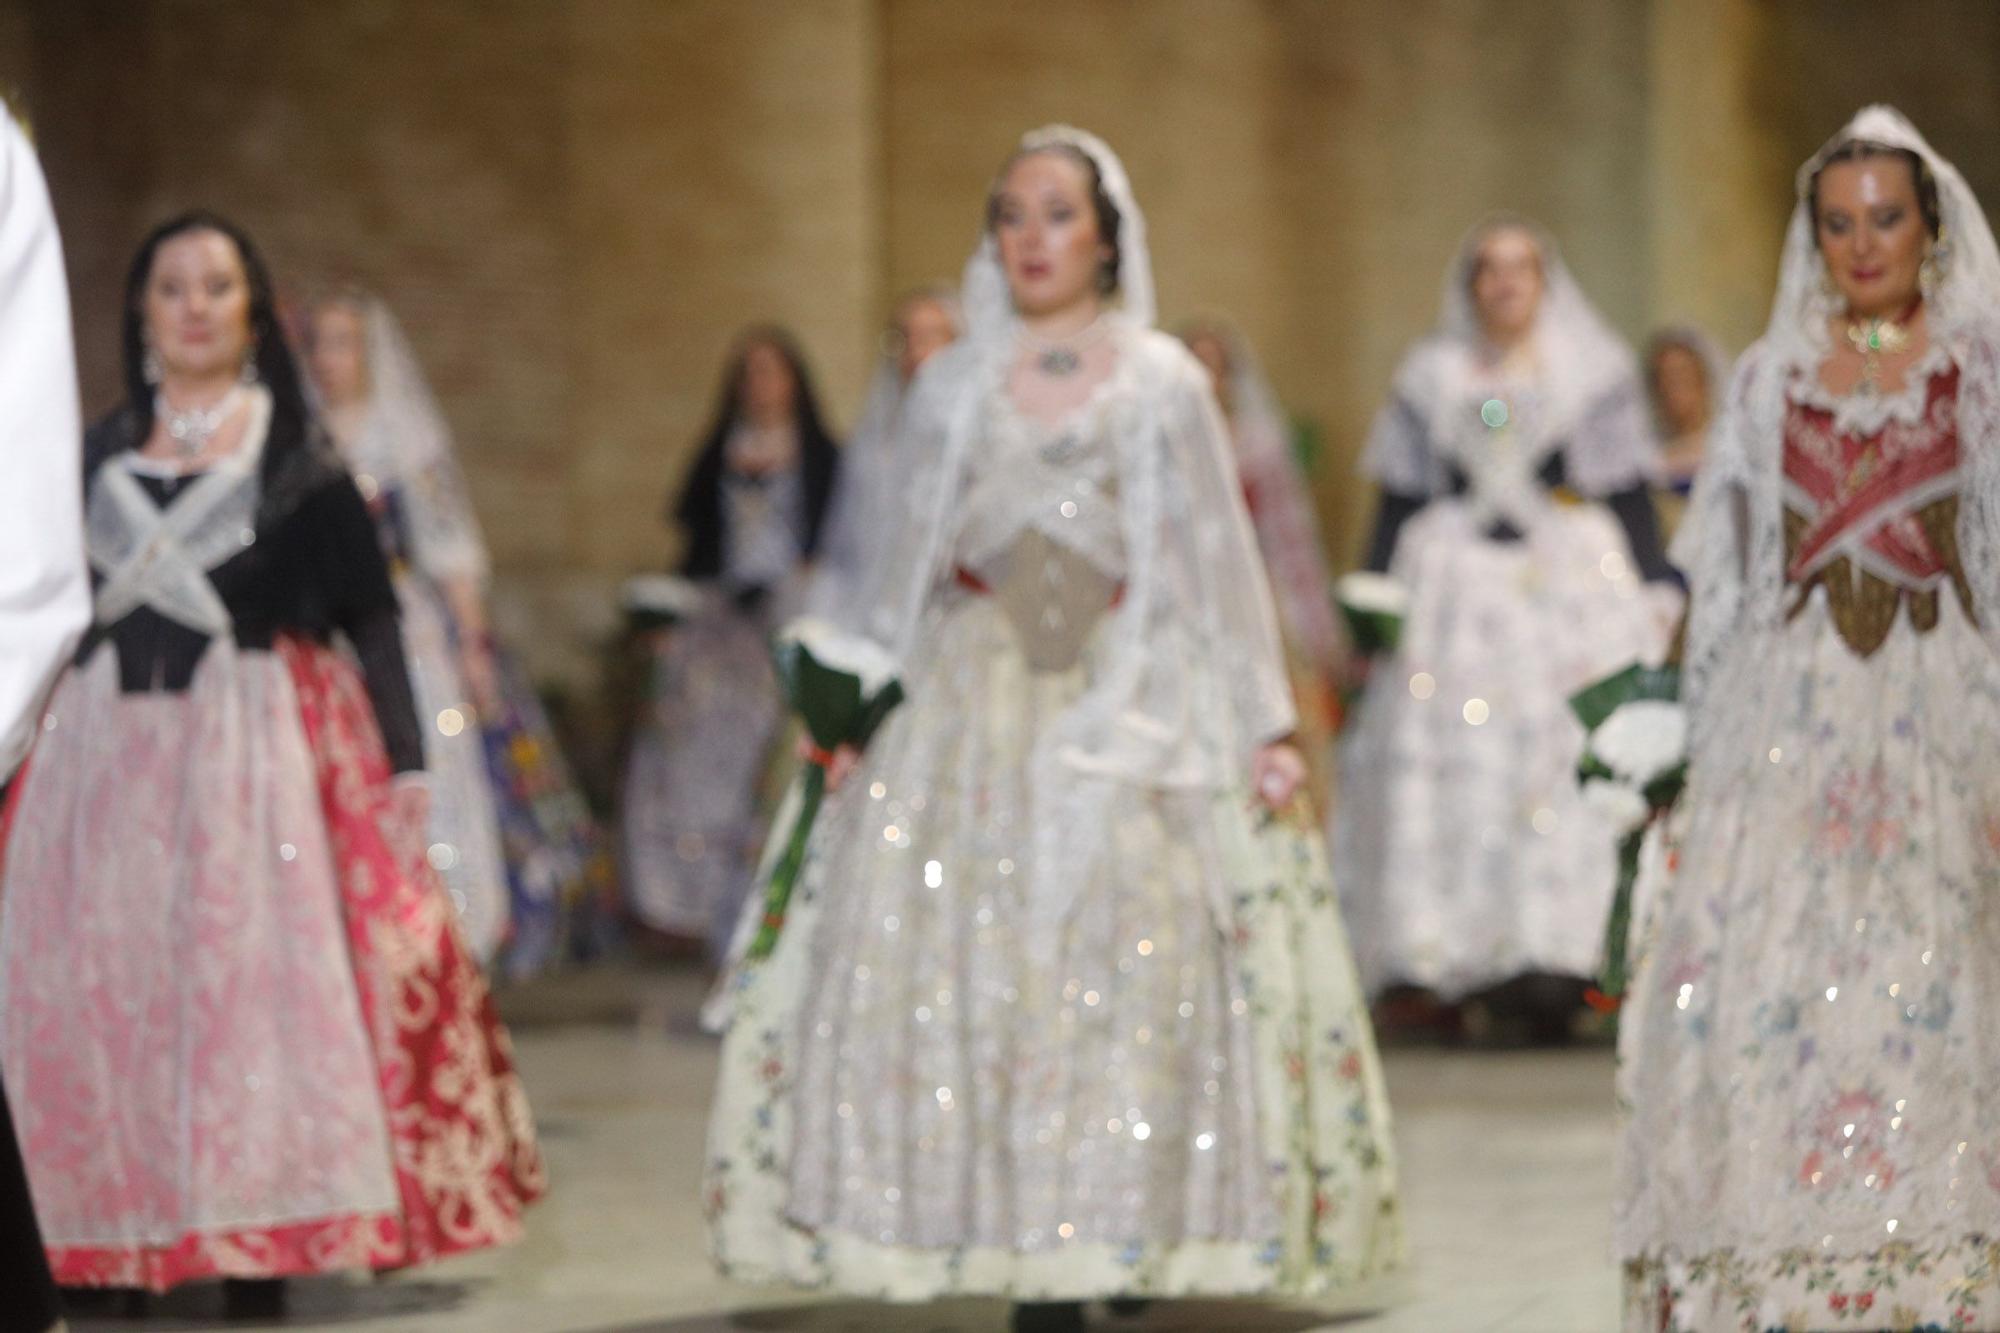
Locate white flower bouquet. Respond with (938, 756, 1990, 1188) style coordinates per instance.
(747, 618, 905, 960)
(1571, 664, 1688, 1007)
(620, 573, 707, 632)
(1335, 571, 1408, 657)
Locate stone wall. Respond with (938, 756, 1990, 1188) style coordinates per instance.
(4, 0, 1994, 684)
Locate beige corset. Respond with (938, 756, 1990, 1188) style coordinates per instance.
(961, 528, 1122, 673)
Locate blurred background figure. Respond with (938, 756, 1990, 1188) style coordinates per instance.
(306, 289, 513, 962)
(621, 328, 839, 957)
(0, 99, 86, 1333)
(1335, 217, 1681, 1045)
(1179, 314, 1349, 805)
(809, 287, 961, 624)
(1644, 323, 1727, 546)
(306, 289, 612, 981)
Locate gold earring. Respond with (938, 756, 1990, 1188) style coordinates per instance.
(1920, 226, 1950, 298)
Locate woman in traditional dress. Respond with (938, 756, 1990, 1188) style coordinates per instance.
(621, 328, 839, 954)
(1333, 216, 1680, 1040)
(0, 213, 541, 1314)
(1178, 316, 1347, 801)
(305, 290, 611, 979)
(1618, 105, 2000, 1332)
(1646, 324, 1726, 546)
(810, 288, 960, 624)
(304, 291, 511, 962)
(704, 126, 1400, 1333)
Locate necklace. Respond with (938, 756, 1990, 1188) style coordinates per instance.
(1019, 316, 1110, 377)
(1843, 298, 1920, 391)
(156, 386, 244, 460)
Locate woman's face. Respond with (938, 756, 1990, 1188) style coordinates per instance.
(992, 150, 1110, 321)
(1652, 343, 1710, 437)
(740, 340, 798, 424)
(143, 228, 254, 386)
(1470, 226, 1545, 345)
(306, 301, 370, 409)
(1815, 156, 1927, 320)
(896, 298, 956, 383)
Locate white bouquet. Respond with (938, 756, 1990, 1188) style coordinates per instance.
(1570, 664, 1688, 1006)
(620, 573, 706, 631)
(1335, 571, 1409, 656)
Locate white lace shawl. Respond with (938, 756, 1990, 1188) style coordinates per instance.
(334, 296, 490, 586)
(1363, 217, 1658, 516)
(1679, 106, 2000, 758)
(848, 127, 1295, 954)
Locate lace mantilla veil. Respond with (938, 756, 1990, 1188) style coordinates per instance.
(1363, 216, 1659, 524)
(322, 293, 492, 588)
(810, 291, 963, 624)
(1679, 105, 2000, 752)
(846, 125, 1296, 956)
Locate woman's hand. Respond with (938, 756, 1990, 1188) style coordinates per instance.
(799, 735, 861, 793)
(1252, 741, 1308, 813)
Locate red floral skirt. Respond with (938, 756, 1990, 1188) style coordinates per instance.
(279, 637, 545, 1265)
(5, 640, 542, 1290)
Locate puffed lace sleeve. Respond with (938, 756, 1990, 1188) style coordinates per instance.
(1679, 343, 1767, 730)
(1155, 349, 1298, 754)
(1949, 319, 2000, 662)
(1565, 374, 1663, 498)
(1360, 346, 1452, 573)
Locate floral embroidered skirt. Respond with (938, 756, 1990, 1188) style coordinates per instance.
(1618, 590, 2000, 1331)
(704, 594, 1401, 1301)
(483, 646, 617, 981)
(622, 600, 785, 951)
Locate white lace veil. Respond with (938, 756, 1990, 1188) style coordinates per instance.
(1645, 324, 1728, 443)
(1680, 104, 2000, 740)
(860, 124, 1163, 648)
(324, 294, 491, 586)
(847, 126, 1295, 961)
(956, 125, 1156, 357)
(1365, 215, 1656, 502)
(809, 289, 961, 622)
(1179, 313, 1345, 672)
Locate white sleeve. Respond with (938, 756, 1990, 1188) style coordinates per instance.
(0, 115, 88, 780)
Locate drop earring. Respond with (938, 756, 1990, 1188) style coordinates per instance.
(1920, 226, 1950, 301)
(142, 342, 163, 386)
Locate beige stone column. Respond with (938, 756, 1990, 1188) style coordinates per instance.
(1646, 0, 1788, 358)
(566, 0, 884, 579)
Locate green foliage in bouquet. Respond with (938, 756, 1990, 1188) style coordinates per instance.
(1569, 661, 1682, 733)
(1335, 572, 1408, 660)
(1570, 662, 1688, 1010)
(746, 626, 905, 961)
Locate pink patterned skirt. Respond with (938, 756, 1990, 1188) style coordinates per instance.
(0, 637, 542, 1291)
